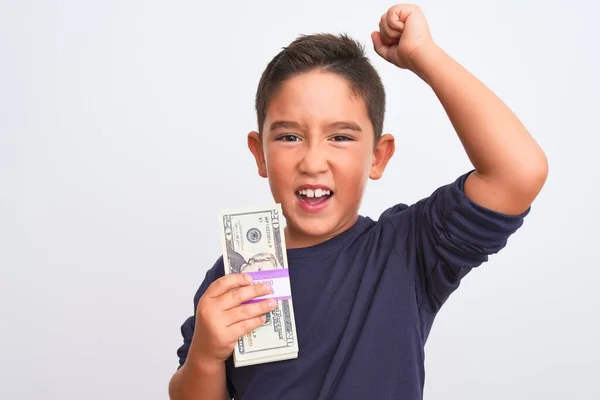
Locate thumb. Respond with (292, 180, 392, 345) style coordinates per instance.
(371, 31, 389, 59)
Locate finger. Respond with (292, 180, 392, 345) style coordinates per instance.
(371, 31, 390, 59)
(228, 314, 269, 341)
(379, 13, 400, 45)
(386, 7, 406, 33)
(205, 273, 253, 298)
(217, 281, 273, 310)
(390, 3, 420, 23)
(225, 299, 277, 326)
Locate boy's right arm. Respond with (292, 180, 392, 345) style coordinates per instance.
(169, 273, 277, 400)
(168, 356, 228, 400)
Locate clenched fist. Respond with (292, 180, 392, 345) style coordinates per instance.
(371, 4, 435, 70)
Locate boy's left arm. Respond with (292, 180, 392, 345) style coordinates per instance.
(373, 4, 548, 215)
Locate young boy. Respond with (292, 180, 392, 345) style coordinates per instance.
(169, 4, 548, 399)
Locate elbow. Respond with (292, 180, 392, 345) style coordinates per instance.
(529, 150, 549, 190)
(513, 150, 549, 200)
(473, 143, 549, 214)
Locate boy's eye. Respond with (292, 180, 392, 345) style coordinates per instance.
(330, 135, 354, 142)
(276, 134, 301, 142)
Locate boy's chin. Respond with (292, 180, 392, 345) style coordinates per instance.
(285, 214, 356, 246)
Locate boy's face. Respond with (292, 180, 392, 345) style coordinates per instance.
(248, 71, 394, 248)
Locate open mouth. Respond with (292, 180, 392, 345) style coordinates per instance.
(295, 188, 334, 206)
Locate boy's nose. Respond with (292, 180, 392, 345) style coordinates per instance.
(298, 145, 329, 175)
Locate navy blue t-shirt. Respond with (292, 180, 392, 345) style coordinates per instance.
(176, 172, 528, 399)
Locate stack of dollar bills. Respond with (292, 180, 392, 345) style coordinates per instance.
(219, 204, 299, 367)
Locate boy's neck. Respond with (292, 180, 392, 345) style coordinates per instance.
(284, 214, 359, 250)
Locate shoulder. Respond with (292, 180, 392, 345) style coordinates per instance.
(209, 255, 226, 278)
(376, 173, 468, 223)
(379, 203, 411, 220)
(204, 255, 226, 282)
(193, 256, 226, 305)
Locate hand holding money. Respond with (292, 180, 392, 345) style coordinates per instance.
(188, 273, 278, 366)
(220, 204, 299, 367)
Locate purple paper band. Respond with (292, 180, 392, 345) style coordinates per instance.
(245, 295, 292, 304)
(247, 269, 289, 280)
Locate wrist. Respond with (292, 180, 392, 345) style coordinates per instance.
(407, 41, 445, 83)
(182, 353, 225, 378)
(186, 343, 225, 376)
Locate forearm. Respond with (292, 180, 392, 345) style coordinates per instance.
(169, 358, 228, 400)
(410, 43, 548, 211)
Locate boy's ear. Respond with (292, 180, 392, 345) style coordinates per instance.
(370, 133, 395, 180)
(248, 131, 268, 178)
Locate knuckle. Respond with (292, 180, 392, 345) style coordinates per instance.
(254, 316, 266, 328)
(261, 301, 272, 312)
(214, 278, 226, 291)
(239, 304, 249, 318)
(198, 307, 212, 323)
(237, 274, 246, 285)
(230, 288, 241, 302)
(232, 273, 243, 284)
(197, 302, 209, 317)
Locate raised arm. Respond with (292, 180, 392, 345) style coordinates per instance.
(373, 4, 548, 215)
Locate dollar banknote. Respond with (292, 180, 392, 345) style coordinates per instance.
(219, 204, 299, 367)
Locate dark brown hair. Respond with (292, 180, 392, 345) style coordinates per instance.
(255, 33, 386, 142)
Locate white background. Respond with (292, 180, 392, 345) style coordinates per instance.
(1, 0, 598, 399)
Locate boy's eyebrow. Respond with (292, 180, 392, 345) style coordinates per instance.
(325, 121, 362, 132)
(269, 120, 362, 132)
(269, 120, 302, 131)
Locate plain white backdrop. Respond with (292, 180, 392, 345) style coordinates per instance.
(1, 0, 598, 399)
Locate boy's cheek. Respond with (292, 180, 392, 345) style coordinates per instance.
(267, 173, 294, 203)
(266, 151, 295, 172)
(267, 155, 296, 180)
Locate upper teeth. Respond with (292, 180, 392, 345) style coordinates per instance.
(298, 188, 331, 198)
